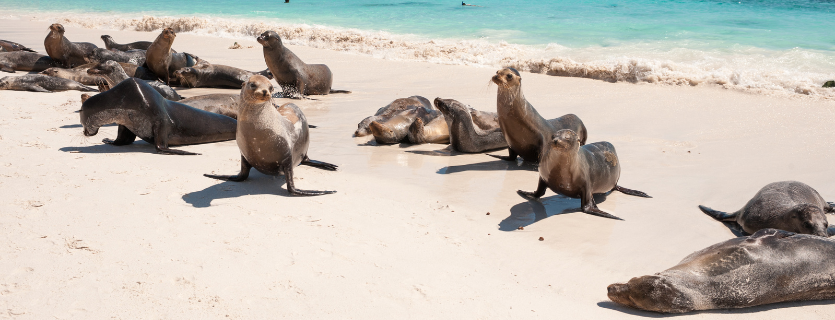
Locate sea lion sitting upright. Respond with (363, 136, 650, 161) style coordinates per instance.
(0, 40, 36, 52)
(173, 60, 273, 88)
(87, 61, 182, 101)
(490, 68, 587, 162)
(0, 74, 96, 93)
(43, 23, 98, 68)
(355, 96, 433, 137)
(257, 30, 350, 98)
(145, 28, 198, 84)
(699, 181, 835, 237)
(100, 35, 152, 51)
(433, 98, 507, 153)
(608, 228, 835, 313)
(80, 78, 237, 155)
(204, 75, 337, 196)
(517, 129, 650, 220)
(0, 52, 56, 73)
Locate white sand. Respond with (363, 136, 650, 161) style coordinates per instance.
(1, 19, 834, 319)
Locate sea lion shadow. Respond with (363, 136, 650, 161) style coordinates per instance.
(438, 159, 536, 174)
(183, 173, 290, 208)
(498, 194, 609, 231)
(406, 146, 461, 157)
(58, 141, 157, 154)
(597, 299, 835, 317)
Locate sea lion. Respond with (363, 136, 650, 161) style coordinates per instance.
(517, 129, 650, 220)
(434, 98, 507, 153)
(173, 60, 272, 88)
(369, 107, 440, 144)
(43, 23, 98, 68)
(178, 94, 240, 119)
(490, 68, 588, 162)
(90, 48, 146, 65)
(407, 115, 449, 144)
(257, 30, 350, 97)
(0, 74, 96, 93)
(204, 75, 337, 196)
(100, 35, 152, 51)
(608, 228, 835, 313)
(0, 40, 35, 52)
(699, 181, 835, 237)
(145, 28, 198, 84)
(0, 52, 56, 73)
(355, 96, 432, 137)
(40, 65, 104, 86)
(80, 78, 237, 155)
(88, 61, 182, 101)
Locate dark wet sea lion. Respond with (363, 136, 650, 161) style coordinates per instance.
(40, 66, 104, 86)
(88, 61, 182, 101)
(145, 28, 198, 84)
(0, 52, 56, 73)
(44, 23, 98, 68)
(178, 93, 241, 119)
(491, 68, 588, 162)
(91, 48, 146, 65)
(369, 107, 440, 144)
(0, 74, 97, 93)
(80, 78, 237, 155)
(434, 98, 507, 153)
(100, 35, 152, 51)
(699, 181, 834, 237)
(608, 228, 835, 313)
(355, 96, 432, 137)
(204, 75, 337, 196)
(0, 40, 35, 53)
(407, 115, 449, 144)
(517, 129, 650, 220)
(174, 60, 272, 88)
(258, 30, 350, 97)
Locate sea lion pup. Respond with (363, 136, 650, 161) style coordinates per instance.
(90, 48, 147, 65)
(257, 30, 350, 98)
(100, 35, 152, 51)
(608, 228, 835, 313)
(699, 181, 835, 237)
(88, 61, 182, 101)
(145, 28, 198, 84)
(40, 65, 105, 86)
(173, 60, 273, 88)
(178, 94, 241, 119)
(433, 98, 507, 153)
(80, 78, 237, 155)
(0, 52, 56, 73)
(0, 40, 36, 52)
(369, 107, 440, 144)
(490, 67, 588, 162)
(43, 23, 98, 68)
(204, 75, 337, 196)
(355, 96, 432, 137)
(0, 74, 96, 93)
(517, 129, 650, 220)
(407, 115, 449, 144)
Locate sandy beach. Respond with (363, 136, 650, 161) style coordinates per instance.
(1, 18, 835, 319)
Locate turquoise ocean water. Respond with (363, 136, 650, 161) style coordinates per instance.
(1, 0, 834, 98)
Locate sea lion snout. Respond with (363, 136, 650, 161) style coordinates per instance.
(162, 28, 176, 39)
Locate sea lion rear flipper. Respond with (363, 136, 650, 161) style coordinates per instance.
(27, 85, 52, 93)
(698, 205, 737, 222)
(583, 207, 624, 221)
(489, 148, 518, 161)
(517, 178, 548, 200)
(301, 157, 338, 171)
(204, 155, 252, 182)
(0, 63, 15, 73)
(284, 167, 336, 196)
(329, 89, 351, 94)
(614, 185, 652, 198)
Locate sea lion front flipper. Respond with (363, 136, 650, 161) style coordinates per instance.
(698, 205, 737, 222)
(27, 85, 52, 93)
(517, 178, 548, 200)
(284, 166, 336, 196)
(614, 185, 651, 198)
(301, 157, 338, 171)
(489, 148, 518, 161)
(329, 89, 351, 94)
(102, 125, 137, 145)
(582, 189, 623, 220)
(204, 155, 252, 182)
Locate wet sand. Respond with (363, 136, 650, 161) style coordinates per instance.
(1, 18, 834, 319)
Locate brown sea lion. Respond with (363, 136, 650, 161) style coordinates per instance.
(173, 60, 272, 88)
(80, 78, 236, 155)
(0, 52, 56, 73)
(434, 98, 507, 153)
(43, 23, 98, 68)
(355, 96, 432, 137)
(204, 75, 337, 196)
(0, 74, 97, 93)
(490, 68, 588, 162)
(100, 35, 152, 51)
(0, 40, 35, 53)
(699, 181, 835, 237)
(407, 115, 449, 144)
(608, 228, 835, 313)
(517, 129, 650, 220)
(40, 65, 104, 86)
(257, 30, 350, 98)
(369, 107, 440, 144)
(145, 28, 198, 84)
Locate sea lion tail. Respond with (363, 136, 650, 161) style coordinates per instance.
(329, 89, 351, 94)
(698, 205, 736, 221)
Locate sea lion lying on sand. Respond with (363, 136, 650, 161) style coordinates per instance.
(0, 52, 56, 73)
(355, 96, 432, 137)
(100, 35, 152, 51)
(88, 61, 182, 101)
(0, 39, 36, 52)
(0, 74, 96, 93)
(174, 60, 272, 88)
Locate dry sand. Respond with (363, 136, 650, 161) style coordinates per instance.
(1, 18, 835, 319)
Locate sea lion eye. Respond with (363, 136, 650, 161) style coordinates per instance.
(249, 83, 256, 88)
(506, 74, 513, 80)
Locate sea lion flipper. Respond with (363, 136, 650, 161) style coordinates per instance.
(284, 167, 336, 196)
(103, 125, 137, 145)
(583, 207, 624, 221)
(614, 185, 652, 198)
(329, 89, 351, 94)
(301, 158, 338, 171)
(489, 148, 518, 161)
(0, 63, 14, 73)
(517, 178, 548, 200)
(827, 202, 835, 213)
(698, 205, 737, 222)
(156, 147, 199, 155)
(204, 156, 252, 182)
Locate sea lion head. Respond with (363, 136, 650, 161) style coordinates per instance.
(433, 97, 467, 120)
(791, 204, 829, 237)
(39, 68, 60, 77)
(257, 31, 283, 49)
(86, 60, 120, 76)
(173, 67, 199, 86)
(48, 23, 65, 34)
(158, 27, 176, 42)
(607, 275, 694, 313)
(0, 78, 9, 90)
(550, 129, 581, 151)
(492, 68, 521, 88)
(368, 121, 397, 144)
(100, 35, 112, 43)
(241, 75, 274, 104)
